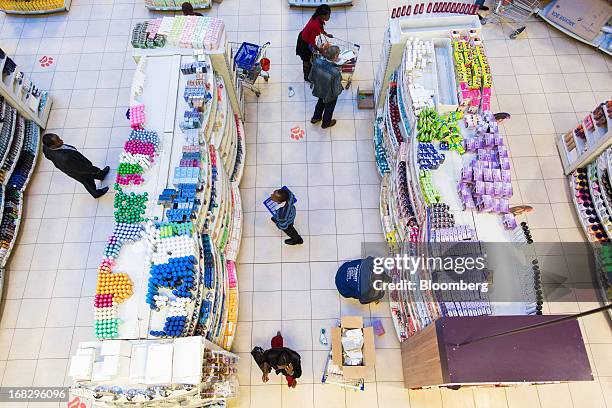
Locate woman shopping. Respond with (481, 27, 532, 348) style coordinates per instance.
(295, 5, 333, 82)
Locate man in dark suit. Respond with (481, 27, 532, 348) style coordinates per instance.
(42, 133, 110, 198)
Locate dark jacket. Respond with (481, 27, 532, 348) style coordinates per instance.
(43, 145, 98, 181)
(262, 347, 302, 379)
(308, 56, 343, 103)
(272, 189, 297, 230)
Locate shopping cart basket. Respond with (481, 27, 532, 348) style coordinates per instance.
(481, 0, 540, 39)
(231, 41, 271, 97)
(321, 350, 365, 391)
(315, 35, 360, 89)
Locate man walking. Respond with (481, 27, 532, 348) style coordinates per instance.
(269, 187, 303, 246)
(42, 133, 110, 198)
(308, 45, 343, 129)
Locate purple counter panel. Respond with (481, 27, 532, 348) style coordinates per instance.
(436, 315, 593, 384)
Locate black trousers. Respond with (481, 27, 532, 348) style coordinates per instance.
(282, 223, 303, 242)
(312, 97, 338, 127)
(74, 167, 105, 198)
(296, 32, 313, 81)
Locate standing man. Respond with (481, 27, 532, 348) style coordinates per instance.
(308, 45, 343, 129)
(42, 133, 110, 198)
(270, 188, 303, 246)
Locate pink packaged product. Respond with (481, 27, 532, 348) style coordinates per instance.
(493, 181, 503, 197)
(492, 168, 502, 182)
(494, 134, 504, 146)
(501, 169, 511, 182)
(483, 133, 494, 146)
(462, 165, 473, 181)
(500, 158, 511, 170)
(503, 213, 517, 230)
(473, 165, 483, 181)
(498, 199, 510, 213)
(475, 180, 486, 195)
(478, 195, 493, 211)
(129, 104, 146, 130)
(502, 182, 513, 198)
(497, 145, 509, 158)
(484, 181, 494, 196)
(483, 167, 493, 182)
(482, 87, 492, 97)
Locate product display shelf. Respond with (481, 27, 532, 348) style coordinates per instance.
(0, 0, 70, 14)
(225, 184, 242, 262)
(569, 173, 602, 244)
(587, 162, 612, 240)
(557, 101, 612, 174)
(1, 114, 25, 184)
(0, 109, 16, 173)
(596, 154, 612, 218)
(230, 116, 245, 184)
(0, 123, 41, 268)
(288, 0, 352, 7)
(0, 56, 51, 128)
(144, 0, 211, 11)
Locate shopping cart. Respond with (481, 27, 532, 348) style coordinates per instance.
(321, 350, 365, 391)
(231, 41, 271, 97)
(481, 0, 540, 39)
(315, 35, 360, 89)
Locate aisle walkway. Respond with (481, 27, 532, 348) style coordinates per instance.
(0, 0, 610, 407)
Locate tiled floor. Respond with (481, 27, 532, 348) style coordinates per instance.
(0, 0, 611, 407)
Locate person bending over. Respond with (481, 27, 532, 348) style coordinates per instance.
(296, 4, 333, 82)
(42, 133, 110, 198)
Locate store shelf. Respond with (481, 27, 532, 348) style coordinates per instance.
(288, 0, 352, 6)
(145, 0, 211, 10)
(0, 57, 51, 128)
(1, 0, 70, 14)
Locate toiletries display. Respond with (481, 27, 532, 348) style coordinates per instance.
(376, 28, 534, 343)
(91, 49, 244, 352)
(0, 0, 69, 14)
(69, 337, 239, 406)
(557, 100, 612, 174)
(144, 0, 210, 11)
(0, 117, 40, 270)
(132, 17, 225, 51)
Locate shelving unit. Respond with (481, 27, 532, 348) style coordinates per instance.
(89, 17, 245, 361)
(374, 17, 538, 347)
(69, 336, 238, 406)
(0, 55, 52, 128)
(144, 0, 210, 11)
(288, 0, 352, 7)
(556, 101, 611, 175)
(0, 0, 70, 14)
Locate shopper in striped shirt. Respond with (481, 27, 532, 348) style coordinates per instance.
(270, 188, 303, 246)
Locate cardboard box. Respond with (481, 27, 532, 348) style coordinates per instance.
(331, 316, 375, 379)
(545, 0, 612, 41)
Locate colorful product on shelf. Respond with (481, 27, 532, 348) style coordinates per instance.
(451, 30, 492, 111)
(132, 17, 225, 51)
(144, 0, 210, 10)
(457, 111, 513, 215)
(0, 120, 39, 266)
(116, 129, 160, 186)
(571, 168, 610, 243)
(0, 0, 67, 13)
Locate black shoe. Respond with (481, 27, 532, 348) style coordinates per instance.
(96, 166, 110, 180)
(284, 238, 304, 245)
(321, 119, 337, 129)
(93, 186, 109, 199)
(479, 5, 489, 11)
(311, 118, 322, 124)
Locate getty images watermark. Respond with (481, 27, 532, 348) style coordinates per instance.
(371, 253, 490, 293)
